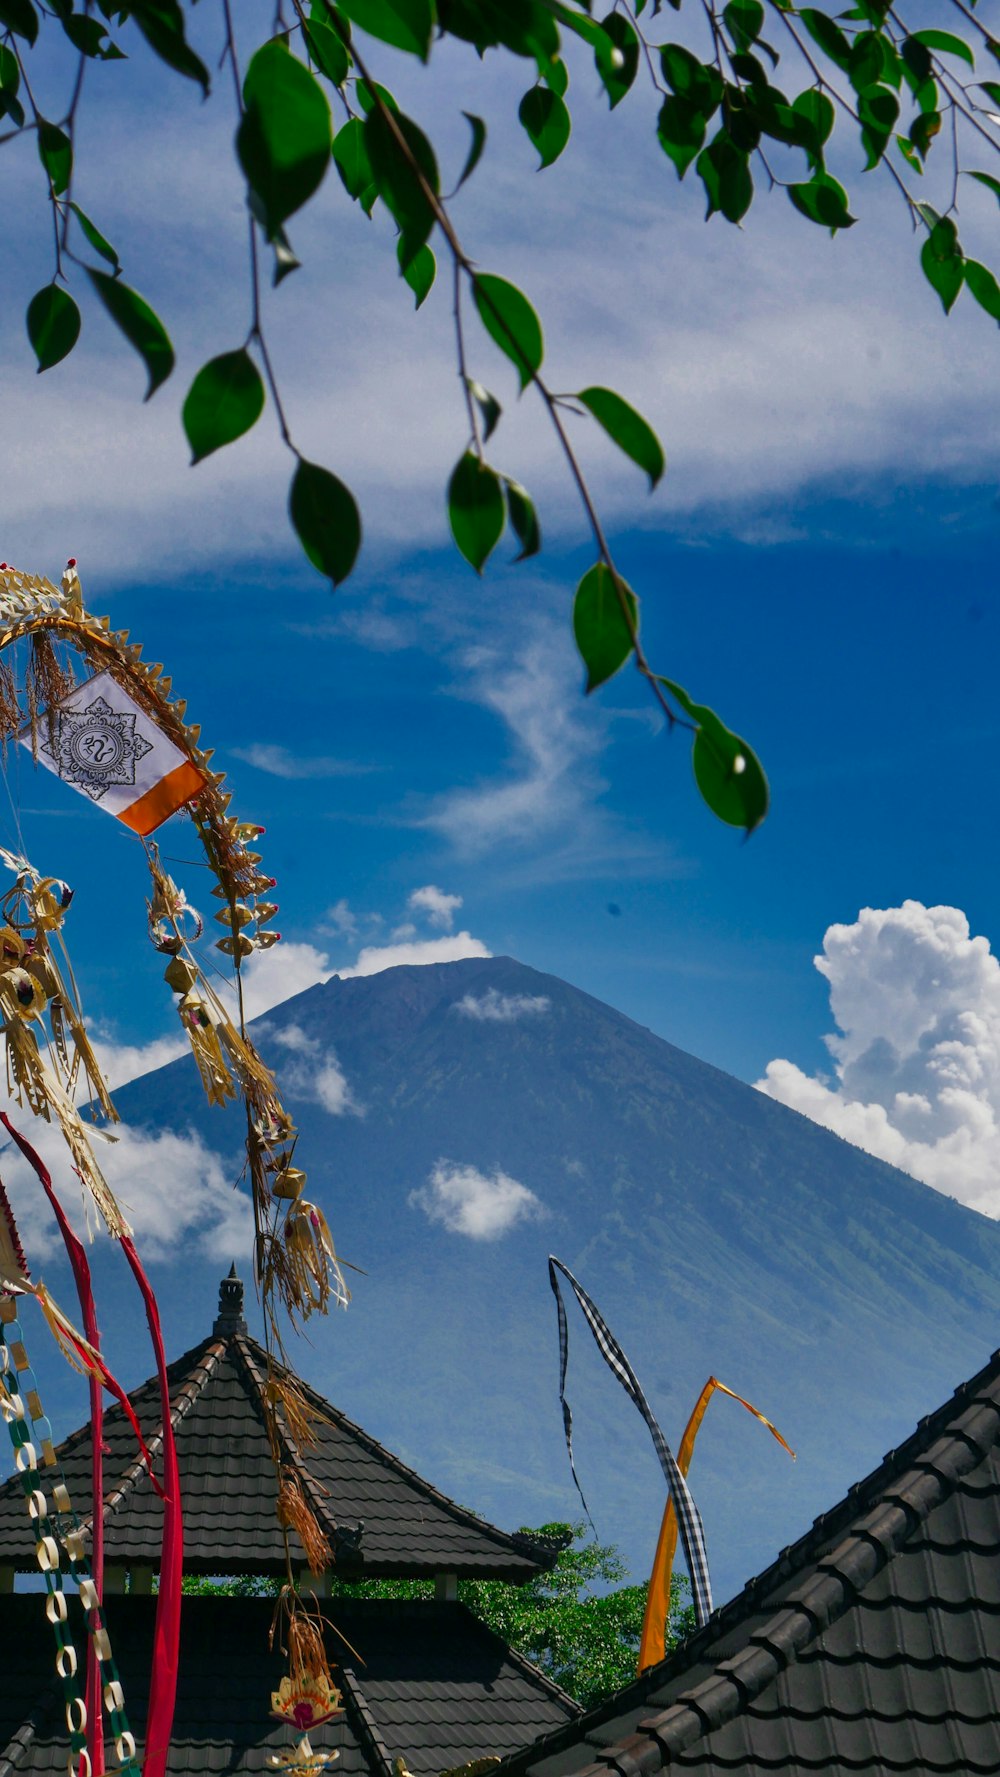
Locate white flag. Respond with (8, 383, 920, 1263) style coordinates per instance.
(22, 670, 206, 836)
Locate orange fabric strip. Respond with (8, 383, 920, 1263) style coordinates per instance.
(637, 1376, 794, 1675)
(117, 760, 205, 836)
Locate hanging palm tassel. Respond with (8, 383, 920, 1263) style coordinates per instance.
(276, 1468, 333, 1576)
(636, 1377, 795, 1674)
(25, 630, 74, 758)
(548, 1255, 714, 1629)
(0, 658, 21, 752)
(269, 1588, 343, 1773)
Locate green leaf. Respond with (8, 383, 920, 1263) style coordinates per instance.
(455, 113, 486, 191)
(237, 39, 332, 238)
(697, 135, 753, 224)
(127, 0, 209, 92)
(182, 349, 265, 464)
(87, 270, 174, 399)
(0, 42, 18, 94)
(448, 452, 505, 572)
(577, 387, 665, 490)
(858, 84, 898, 166)
(909, 108, 941, 159)
(26, 285, 80, 372)
(723, 0, 764, 50)
(518, 86, 571, 167)
(658, 677, 768, 832)
(911, 28, 975, 69)
(304, 7, 351, 85)
(573, 563, 638, 692)
(332, 117, 375, 203)
(901, 35, 932, 83)
(60, 12, 114, 57)
(473, 274, 543, 390)
(848, 29, 888, 92)
(963, 258, 1000, 322)
(967, 170, 1000, 207)
(504, 477, 541, 560)
(788, 171, 855, 230)
(657, 96, 708, 178)
(791, 88, 835, 160)
(798, 8, 851, 71)
(68, 202, 119, 270)
(337, 0, 433, 60)
(37, 122, 72, 197)
(466, 378, 501, 442)
(289, 458, 362, 586)
(0, 0, 37, 45)
(920, 215, 963, 312)
(364, 106, 439, 267)
(660, 43, 722, 111)
(399, 238, 435, 307)
(595, 12, 639, 108)
(545, 57, 569, 98)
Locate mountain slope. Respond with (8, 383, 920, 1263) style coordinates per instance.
(105, 956, 1000, 1604)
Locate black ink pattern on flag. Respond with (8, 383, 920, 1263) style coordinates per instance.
(41, 694, 153, 804)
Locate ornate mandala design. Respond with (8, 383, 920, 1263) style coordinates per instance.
(42, 694, 153, 804)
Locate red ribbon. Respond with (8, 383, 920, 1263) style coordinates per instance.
(119, 1236, 182, 1777)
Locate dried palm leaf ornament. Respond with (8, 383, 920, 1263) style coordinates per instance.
(0, 561, 349, 1777)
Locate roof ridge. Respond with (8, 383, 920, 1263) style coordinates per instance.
(0, 1682, 56, 1777)
(339, 1665, 394, 1777)
(231, 1333, 346, 1561)
(90, 1337, 229, 1534)
(236, 1332, 557, 1571)
(496, 1355, 1000, 1777)
(452, 1603, 583, 1716)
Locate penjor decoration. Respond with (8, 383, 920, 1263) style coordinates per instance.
(0, 560, 350, 1776)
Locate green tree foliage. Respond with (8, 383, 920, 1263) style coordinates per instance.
(180, 1523, 696, 1708)
(5, 0, 998, 831)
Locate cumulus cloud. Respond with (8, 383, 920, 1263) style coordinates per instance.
(231, 744, 376, 780)
(408, 1160, 545, 1240)
(0, 1117, 251, 1262)
(455, 989, 551, 1023)
(756, 901, 1000, 1217)
(338, 932, 490, 979)
(269, 1024, 362, 1116)
(408, 885, 463, 930)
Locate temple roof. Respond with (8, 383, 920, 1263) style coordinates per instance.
(499, 1341, 1000, 1777)
(0, 1597, 579, 1777)
(0, 1274, 561, 1580)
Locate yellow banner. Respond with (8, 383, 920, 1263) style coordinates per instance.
(636, 1377, 794, 1674)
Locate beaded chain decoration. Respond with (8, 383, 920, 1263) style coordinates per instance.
(0, 1293, 139, 1777)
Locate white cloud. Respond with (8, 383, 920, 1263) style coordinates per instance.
(408, 1160, 545, 1240)
(338, 932, 491, 978)
(231, 744, 376, 780)
(455, 989, 551, 1023)
(88, 1029, 187, 1092)
(320, 900, 360, 941)
(238, 941, 334, 1020)
(423, 628, 604, 855)
(0, 1117, 251, 1262)
(269, 1024, 362, 1117)
(407, 885, 463, 930)
(756, 901, 1000, 1218)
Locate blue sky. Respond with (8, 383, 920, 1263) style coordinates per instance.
(2, 6, 1000, 1407)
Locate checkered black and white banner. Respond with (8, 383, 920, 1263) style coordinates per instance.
(548, 1254, 713, 1629)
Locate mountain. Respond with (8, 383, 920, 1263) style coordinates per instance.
(71, 959, 1000, 1603)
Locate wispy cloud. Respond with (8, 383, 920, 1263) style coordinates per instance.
(408, 1159, 546, 1239)
(408, 884, 463, 930)
(422, 626, 603, 855)
(269, 1024, 363, 1116)
(455, 989, 550, 1023)
(231, 744, 378, 780)
(756, 901, 1000, 1219)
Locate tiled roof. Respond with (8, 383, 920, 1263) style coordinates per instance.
(499, 1343, 1000, 1777)
(0, 1597, 579, 1777)
(0, 1288, 559, 1579)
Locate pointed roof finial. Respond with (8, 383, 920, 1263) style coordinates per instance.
(214, 1263, 247, 1337)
